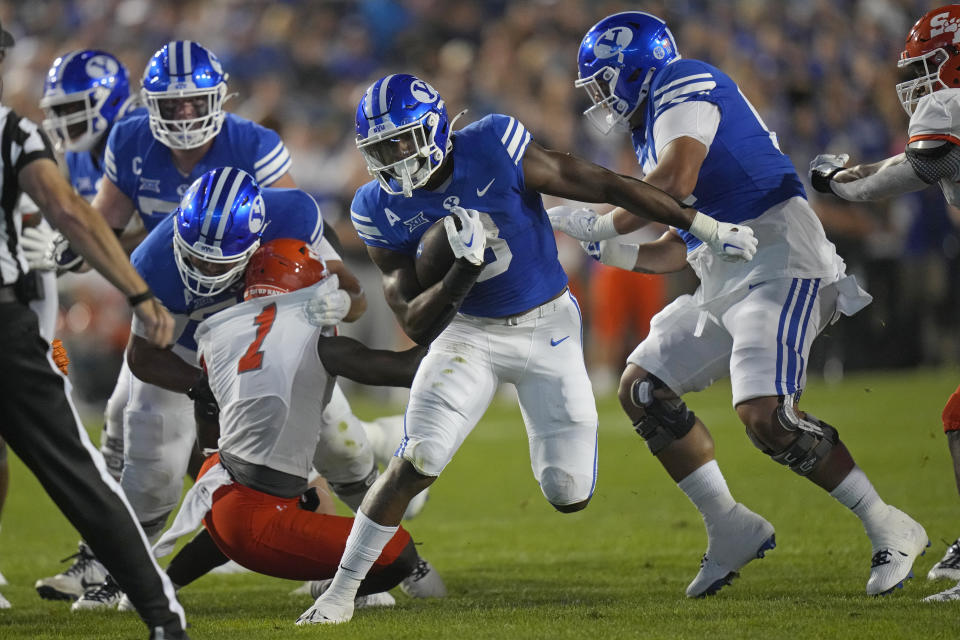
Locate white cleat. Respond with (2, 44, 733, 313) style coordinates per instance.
(71, 575, 124, 610)
(117, 592, 136, 612)
(923, 580, 960, 602)
(208, 560, 250, 575)
(927, 538, 960, 582)
(354, 591, 396, 609)
(865, 506, 929, 596)
(35, 542, 108, 601)
(0, 590, 10, 609)
(295, 595, 354, 626)
(686, 503, 776, 598)
(400, 558, 447, 598)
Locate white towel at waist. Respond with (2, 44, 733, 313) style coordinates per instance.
(152, 461, 233, 558)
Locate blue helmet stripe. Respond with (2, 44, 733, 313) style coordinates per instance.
(200, 169, 232, 238)
(213, 171, 247, 244)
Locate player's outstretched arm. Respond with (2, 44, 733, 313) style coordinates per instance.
(524, 141, 756, 262)
(126, 334, 201, 393)
(317, 336, 427, 387)
(582, 229, 688, 274)
(812, 151, 932, 202)
(522, 140, 696, 229)
(19, 158, 173, 347)
(368, 245, 481, 345)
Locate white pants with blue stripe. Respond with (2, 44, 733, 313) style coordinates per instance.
(628, 276, 831, 406)
(399, 290, 599, 507)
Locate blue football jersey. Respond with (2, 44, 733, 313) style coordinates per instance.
(350, 114, 567, 318)
(632, 59, 806, 251)
(65, 107, 148, 201)
(104, 112, 292, 232)
(131, 187, 324, 353)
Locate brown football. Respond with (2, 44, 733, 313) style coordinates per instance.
(415, 217, 456, 289)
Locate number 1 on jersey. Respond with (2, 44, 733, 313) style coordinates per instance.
(238, 303, 277, 373)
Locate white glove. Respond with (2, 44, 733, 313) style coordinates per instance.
(303, 275, 351, 327)
(547, 205, 617, 241)
(20, 225, 61, 271)
(444, 205, 486, 266)
(688, 212, 758, 263)
(581, 239, 640, 271)
(809, 153, 849, 193)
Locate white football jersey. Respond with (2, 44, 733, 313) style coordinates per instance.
(195, 286, 335, 480)
(908, 88, 960, 205)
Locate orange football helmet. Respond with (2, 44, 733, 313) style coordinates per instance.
(243, 238, 327, 300)
(897, 4, 960, 115)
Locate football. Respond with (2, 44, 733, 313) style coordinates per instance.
(415, 216, 456, 289)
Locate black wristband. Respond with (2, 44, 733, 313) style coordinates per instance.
(811, 166, 843, 194)
(127, 290, 154, 307)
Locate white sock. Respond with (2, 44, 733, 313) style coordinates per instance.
(830, 466, 888, 531)
(322, 510, 398, 606)
(677, 460, 737, 522)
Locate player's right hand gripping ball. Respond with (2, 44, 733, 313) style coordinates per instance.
(444, 205, 486, 266)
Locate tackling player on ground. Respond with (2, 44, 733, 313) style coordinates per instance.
(298, 72, 757, 625)
(551, 10, 927, 597)
(150, 237, 443, 613)
(809, 3, 960, 603)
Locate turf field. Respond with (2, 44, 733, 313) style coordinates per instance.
(1, 368, 958, 638)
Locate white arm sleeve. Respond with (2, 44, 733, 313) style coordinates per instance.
(652, 101, 721, 156)
(830, 157, 929, 202)
(315, 236, 341, 262)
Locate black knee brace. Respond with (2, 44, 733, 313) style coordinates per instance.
(756, 394, 839, 476)
(629, 374, 696, 455)
(328, 465, 379, 513)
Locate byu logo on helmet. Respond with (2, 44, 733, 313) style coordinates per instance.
(248, 198, 265, 234)
(85, 55, 119, 79)
(410, 79, 439, 103)
(594, 27, 633, 59)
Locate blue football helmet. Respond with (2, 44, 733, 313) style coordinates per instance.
(40, 50, 133, 152)
(173, 167, 265, 296)
(355, 74, 452, 197)
(141, 40, 229, 150)
(575, 11, 680, 134)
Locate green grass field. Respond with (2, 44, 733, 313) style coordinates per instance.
(1, 368, 958, 638)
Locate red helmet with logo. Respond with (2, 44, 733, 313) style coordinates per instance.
(243, 238, 327, 300)
(896, 5, 960, 115)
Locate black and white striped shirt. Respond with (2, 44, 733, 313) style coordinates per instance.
(0, 106, 55, 286)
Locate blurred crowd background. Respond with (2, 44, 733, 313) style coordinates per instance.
(1, 0, 956, 406)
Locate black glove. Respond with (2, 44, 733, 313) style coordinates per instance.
(187, 373, 220, 450)
(809, 153, 850, 194)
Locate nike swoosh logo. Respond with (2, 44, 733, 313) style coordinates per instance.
(722, 243, 743, 252)
(476, 178, 496, 197)
(748, 281, 765, 290)
(550, 336, 569, 347)
(464, 230, 475, 247)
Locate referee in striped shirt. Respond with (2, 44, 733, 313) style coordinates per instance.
(0, 21, 189, 640)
